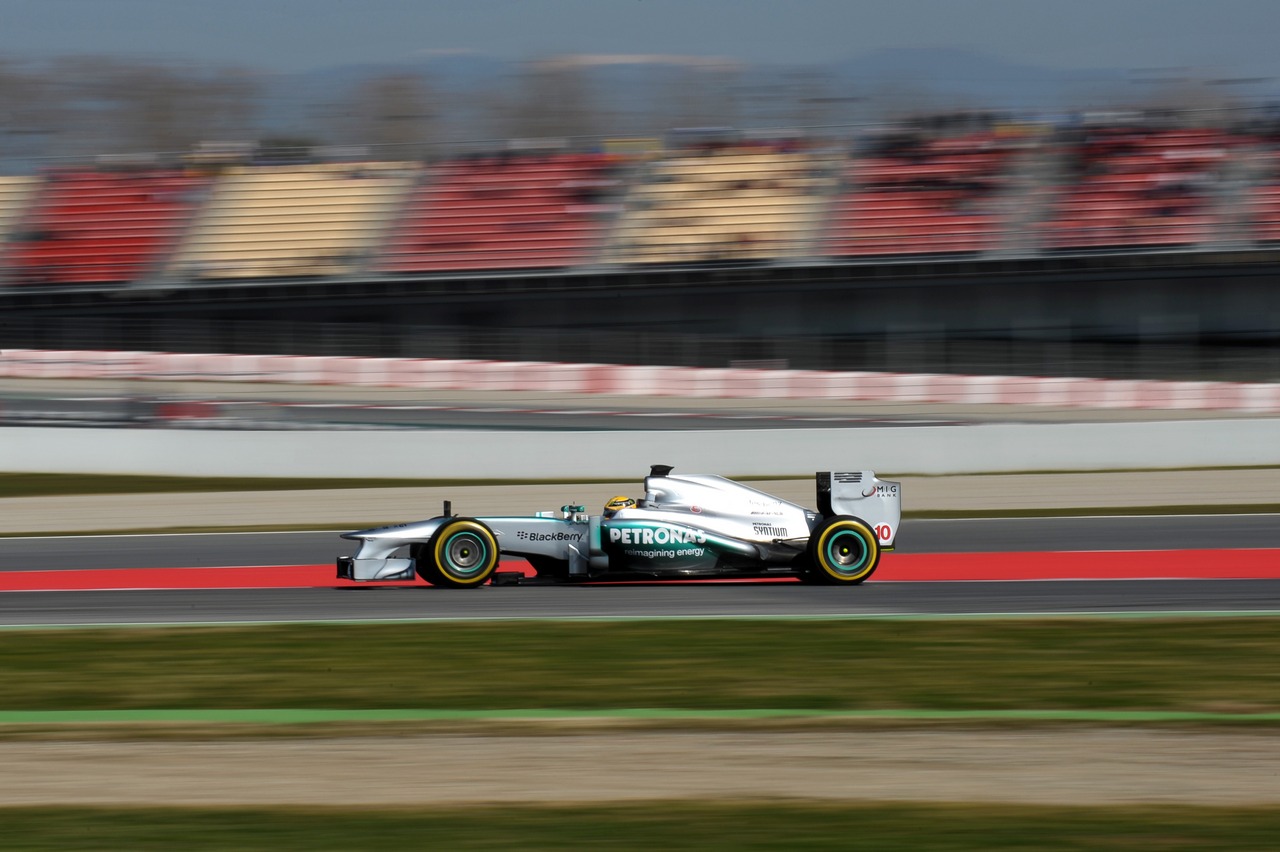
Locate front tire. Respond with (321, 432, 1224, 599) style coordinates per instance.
(807, 516, 880, 585)
(415, 519, 500, 588)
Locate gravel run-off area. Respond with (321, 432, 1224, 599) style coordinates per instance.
(2, 729, 1279, 806)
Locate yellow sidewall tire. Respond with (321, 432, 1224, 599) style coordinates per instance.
(422, 519, 499, 588)
(810, 517, 880, 585)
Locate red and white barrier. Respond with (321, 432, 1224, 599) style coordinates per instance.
(3, 348, 1279, 413)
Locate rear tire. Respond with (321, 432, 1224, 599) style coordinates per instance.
(806, 516, 880, 585)
(414, 519, 499, 588)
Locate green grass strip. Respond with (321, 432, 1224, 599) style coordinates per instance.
(2, 707, 1280, 725)
(4, 803, 1280, 850)
(0, 620, 1277, 715)
(5, 609, 1280, 631)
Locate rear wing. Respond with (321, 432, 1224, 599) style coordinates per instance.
(816, 471, 901, 549)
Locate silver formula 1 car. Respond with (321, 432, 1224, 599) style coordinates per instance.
(338, 465, 901, 587)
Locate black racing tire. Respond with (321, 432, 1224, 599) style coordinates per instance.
(414, 518, 500, 588)
(806, 516, 881, 585)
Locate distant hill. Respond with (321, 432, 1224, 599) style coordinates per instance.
(254, 47, 1274, 142)
(830, 47, 1129, 109)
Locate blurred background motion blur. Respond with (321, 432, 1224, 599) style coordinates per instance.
(5, 5, 1280, 844)
(2, 0, 1280, 420)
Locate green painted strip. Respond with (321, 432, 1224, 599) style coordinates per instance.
(2, 609, 1280, 631)
(1, 708, 1279, 725)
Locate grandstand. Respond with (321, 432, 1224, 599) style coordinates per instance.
(0, 118, 1277, 381)
(166, 163, 418, 280)
(3, 121, 1274, 290)
(0, 175, 43, 275)
(1039, 127, 1234, 251)
(1247, 146, 1280, 244)
(3, 169, 209, 286)
(823, 132, 1021, 257)
(0, 177, 40, 246)
(376, 153, 621, 273)
(0, 123, 1275, 286)
(605, 147, 834, 264)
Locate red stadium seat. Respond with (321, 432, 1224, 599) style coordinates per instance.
(5, 168, 210, 285)
(824, 133, 1014, 258)
(1041, 128, 1231, 250)
(375, 153, 622, 273)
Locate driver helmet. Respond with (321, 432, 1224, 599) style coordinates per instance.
(603, 495, 636, 517)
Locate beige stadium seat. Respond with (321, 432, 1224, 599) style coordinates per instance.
(169, 163, 419, 280)
(605, 150, 834, 264)
(0, 176, 39, 244)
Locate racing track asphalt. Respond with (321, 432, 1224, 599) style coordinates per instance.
(2, 394, 977, 431)
(1, 515, 1279, 625)
(2, 580, 1280, 627)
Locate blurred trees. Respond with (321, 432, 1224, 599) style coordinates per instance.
(0, 53, 887, 167)
(484, 58, 602, 141)
(654, 63, 743, 130)
(0, 60, 59, 162)
(329, 73, 438, 158)
(58, 58, 260, 156)
(0, 58, 261, 163)
(0, 53, 873, 166)
(0, 50, 1265, 171)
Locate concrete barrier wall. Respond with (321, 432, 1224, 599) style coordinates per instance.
(3, 419, 1277, 478)
(5, 348, 1280, 412)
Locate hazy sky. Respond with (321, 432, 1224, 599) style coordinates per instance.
(5, 0, 1279, 77)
